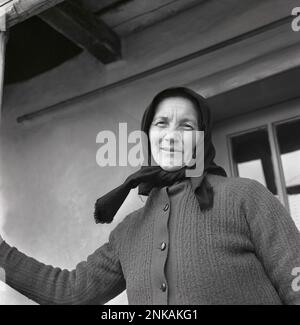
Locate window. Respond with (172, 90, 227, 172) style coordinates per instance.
(230, 127, 277, 195)
(229, 117, 300, 230)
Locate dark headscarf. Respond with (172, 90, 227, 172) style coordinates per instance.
(94, 87, 227, 224)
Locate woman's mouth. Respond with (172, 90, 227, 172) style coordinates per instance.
(160, 147, 182, 153)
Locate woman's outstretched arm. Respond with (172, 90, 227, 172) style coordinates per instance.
(241, 179, 300, 305)
(0, 226, 126, 305)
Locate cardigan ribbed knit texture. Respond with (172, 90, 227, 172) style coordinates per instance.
(0, 174, 300, 305)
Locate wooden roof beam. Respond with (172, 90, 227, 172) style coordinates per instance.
(39, 1, 122, 64)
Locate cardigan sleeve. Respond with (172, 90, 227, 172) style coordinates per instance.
(241, 179, 300, 305)
(0, 226, 126, 305)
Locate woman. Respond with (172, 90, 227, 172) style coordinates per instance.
(0, 87, 300, 305)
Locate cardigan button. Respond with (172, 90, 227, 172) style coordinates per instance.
(163, 203, 169, 211)
(160, 283, 167, 292)
(160, 242, 167, 251)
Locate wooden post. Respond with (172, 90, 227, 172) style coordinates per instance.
(0, 6, 7, 124)
(0, 32, 6, 124)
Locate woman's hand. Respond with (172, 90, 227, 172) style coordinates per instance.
(0, 234, 3, 245)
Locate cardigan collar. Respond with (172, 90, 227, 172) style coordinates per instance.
(190, 174, 205, 192)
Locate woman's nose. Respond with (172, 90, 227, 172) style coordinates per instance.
(162, 129, 181, 145)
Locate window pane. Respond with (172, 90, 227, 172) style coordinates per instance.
(276, 119, 300, 230)
(237, 160, 267, 187)
(231, 128, 278, 196)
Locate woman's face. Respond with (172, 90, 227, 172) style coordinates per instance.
(149, 96, 199, 172)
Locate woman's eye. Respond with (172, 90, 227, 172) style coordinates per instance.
(182, 124, 194, 130)
(155, 121, 167, 126)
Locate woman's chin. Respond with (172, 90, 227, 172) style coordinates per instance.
(159, 163, 184, 172)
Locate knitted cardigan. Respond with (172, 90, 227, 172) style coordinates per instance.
(0, 174, 300, 305)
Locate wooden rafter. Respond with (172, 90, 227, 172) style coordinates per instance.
(0, 0, 64, 30)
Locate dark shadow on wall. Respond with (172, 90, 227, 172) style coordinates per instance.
(4, 16, 83, 85)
